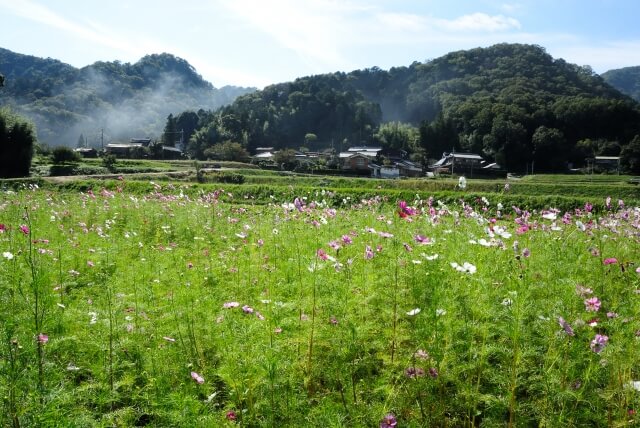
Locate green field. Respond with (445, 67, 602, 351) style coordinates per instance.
(0, 175, 639, 426)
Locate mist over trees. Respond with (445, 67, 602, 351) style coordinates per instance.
(176, 43, 640, 172)
(0, 48, 255, 148)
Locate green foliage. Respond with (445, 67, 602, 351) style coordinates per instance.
(51, 146, 80, 164)
(162, 114, 178, 147)
(101, 153, 118, 172)
(273, 149, 298, 170)
(374, 121, 419, 151)
(0, 107, 36, 178)
(601, 65, 640, 102)
(620, 135, 640, 174)
(203, 140, 249, 162)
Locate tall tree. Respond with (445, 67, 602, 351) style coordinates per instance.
(0, 108, 36, 178)
(162, 114, 177, 146)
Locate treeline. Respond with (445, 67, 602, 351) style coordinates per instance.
(177, 43, 640, 173)
(0, 48, 255, 147)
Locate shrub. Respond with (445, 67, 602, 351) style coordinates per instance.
(51, 146, 80, 164)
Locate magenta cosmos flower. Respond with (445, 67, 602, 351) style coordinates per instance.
(558, 317, 575, 336)
(603, 258, 618, 265)
(380, 413, 397, 428)
(590, 334, 608, 353)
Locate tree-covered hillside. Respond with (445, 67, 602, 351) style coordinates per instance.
(602, 66, 640, 102)
(186, 43, 640, 172)
(0, 48, 255, 147)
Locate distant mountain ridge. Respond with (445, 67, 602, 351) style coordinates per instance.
(0, 48, 256, 147)
(601, 66, 640, 102)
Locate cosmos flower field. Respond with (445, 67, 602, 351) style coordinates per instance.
(1, 181, 639, 427)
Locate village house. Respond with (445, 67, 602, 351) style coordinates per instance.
(430, 152, 503, 177)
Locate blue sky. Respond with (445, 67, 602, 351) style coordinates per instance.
(1, 0, 639, 88)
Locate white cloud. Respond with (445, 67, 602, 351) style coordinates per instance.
(0, 0, 150, 59)
(500, 3, 524, 14)
(435, 13, 522, 32)
(218, 0, 358, 73)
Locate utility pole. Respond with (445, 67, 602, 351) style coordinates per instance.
(101, 128, 104, 151)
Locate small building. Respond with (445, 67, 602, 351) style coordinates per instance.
(370, 160, 423, 179)
(105, 142, 145, 157)
(591, 156, 620, 173)
(340, 152, 372, 170)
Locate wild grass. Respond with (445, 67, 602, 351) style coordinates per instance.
(0, 182, 639, 426)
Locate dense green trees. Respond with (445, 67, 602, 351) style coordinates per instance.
(175, 44, 640, 171)
(621, 136, 640, 174)
(0, 108, 36, 178)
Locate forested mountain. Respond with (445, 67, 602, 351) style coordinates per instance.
(0, 48, 255, 147)
(187, 43, 640, 172)
(602, 66, 640, 102)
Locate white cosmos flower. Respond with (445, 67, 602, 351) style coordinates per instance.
(2, 251, 14, 260)
(406, 308, 421, 316)
(451, 262, 477, 274)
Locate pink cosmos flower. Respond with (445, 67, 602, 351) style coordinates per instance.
(328, 241, 341, 251)
(19, 225, 30, 235)
(603, 258, 618, 265)
(190, 371, 205, 384)
(226, 411, 237, 421)
(404, 367, 425, 378)
(242, 305, 254, 314)
(341, 235, 353, 245)
(380, 413, 397, 428)
(37, 333, 49, 344)
(317, 249, 329, 260)
(584, 297, 601, 312)
(223, 301, 240, 309)
(414, 349, 429, 360)
(575, 284, 593, 297)
(558, 317, 575, 336)
(364, 245, 374, 260)
(398, 200, 416, 217)
(414, 234, 431, 245)
(590, 334, 608, 353)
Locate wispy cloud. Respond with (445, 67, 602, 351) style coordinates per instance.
(0, 0, 169, 61)
(218, 0, 359, 73)
(435, 13, 521, 32)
